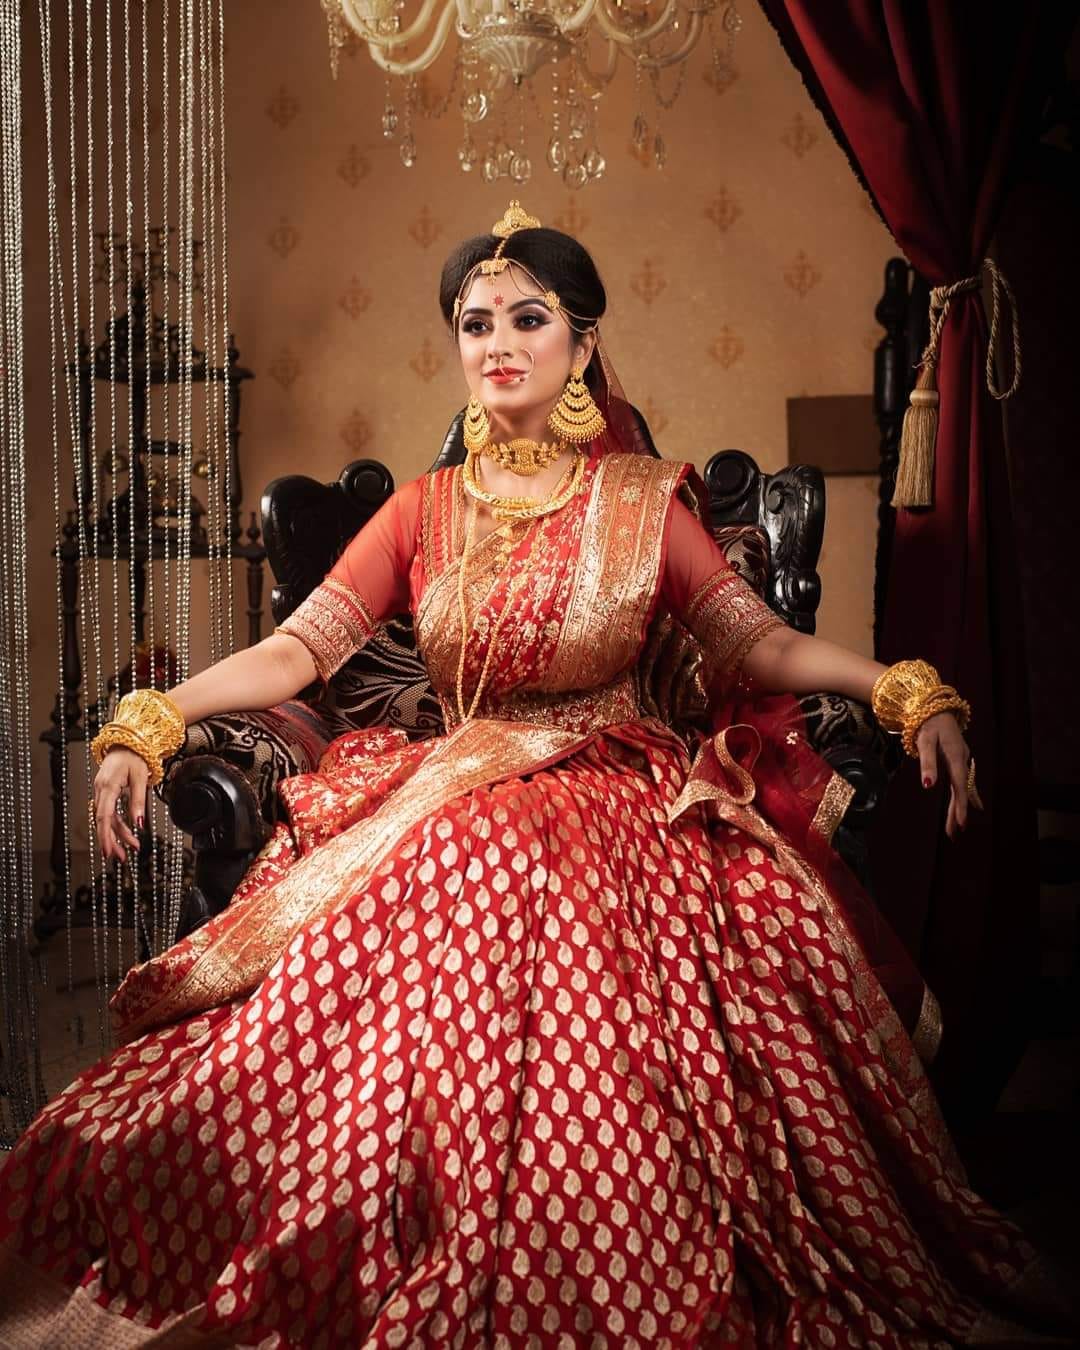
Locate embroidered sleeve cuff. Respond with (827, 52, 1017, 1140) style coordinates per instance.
(684, 568, 786, 678)
(275, 577, 377, 683)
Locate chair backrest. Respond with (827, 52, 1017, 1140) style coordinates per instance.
(262, 408, 824, 635)
(705, 450, 824, 634)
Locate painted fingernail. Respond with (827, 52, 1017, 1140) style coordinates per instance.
(923, 776, 932, 788)
(136, 814, 144, 831)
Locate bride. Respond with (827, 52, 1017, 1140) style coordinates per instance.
(0, 202, 1065, 1347)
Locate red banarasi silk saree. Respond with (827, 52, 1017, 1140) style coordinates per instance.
(0, 453, 1067, 1346)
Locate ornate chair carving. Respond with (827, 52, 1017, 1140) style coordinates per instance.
(163, 409, 896, 939)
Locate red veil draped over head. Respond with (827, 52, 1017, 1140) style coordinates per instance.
(592, 334, 940, 1067)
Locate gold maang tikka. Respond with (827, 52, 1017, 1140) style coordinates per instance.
(450, 200, 596, 337)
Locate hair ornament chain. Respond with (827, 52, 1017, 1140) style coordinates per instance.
(451, 198, 595, 336)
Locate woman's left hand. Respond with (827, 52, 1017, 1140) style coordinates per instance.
(915, 711, 979, 839)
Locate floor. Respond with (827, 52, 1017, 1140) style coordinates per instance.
(6, 846, 1080, 1285)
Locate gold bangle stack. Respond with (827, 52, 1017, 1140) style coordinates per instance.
(870, 658, 972, 759)
(90, 688, 186, 786)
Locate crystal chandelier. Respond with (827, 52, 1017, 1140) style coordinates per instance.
(320, 0, 741, 187)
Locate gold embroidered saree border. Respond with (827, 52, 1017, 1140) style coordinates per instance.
(542, 454, 688, 693)
(911, 981, 944, 1066)
(114, 718, 593, 1041)
(810, 772, 856, 846)
(274, 576, 376, 683)
(684, 567, 786, 678)
(0, 1244, 217, 1348)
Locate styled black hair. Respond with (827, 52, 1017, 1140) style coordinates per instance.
(439, 227, 606, 392)
(439, 226, 606, 335)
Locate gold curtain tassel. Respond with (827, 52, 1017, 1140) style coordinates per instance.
(891, 363, 939, 509)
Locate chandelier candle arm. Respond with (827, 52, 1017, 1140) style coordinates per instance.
(366, 3, 458, 75)
(556, 0, 599, 37)
(574, 37, 619, 89)
(595, 0, 685, 49)
(341, 0, 446, 48)
(629, 14, 705, 67)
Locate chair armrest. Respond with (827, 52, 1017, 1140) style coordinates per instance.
(797, 691, 902, 829)
(158, 701, 335, 942)
(160, 700, 335, 824)
(794, 692, 899, 890)
(164, 756, 271, 938)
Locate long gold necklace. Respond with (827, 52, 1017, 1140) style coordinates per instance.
(462, 447, 586, 521)
(454, 499, 525, 723)
(454, 453, 585, 722)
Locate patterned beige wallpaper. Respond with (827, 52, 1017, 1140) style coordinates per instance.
(23, 0, 900, 848)
(224, 0, 896, 650)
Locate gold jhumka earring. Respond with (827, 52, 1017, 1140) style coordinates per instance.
(547, 366, 606, 444)
(463, 395, 492, 456)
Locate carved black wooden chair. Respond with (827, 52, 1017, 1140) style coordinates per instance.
(161, 408, 895, 940)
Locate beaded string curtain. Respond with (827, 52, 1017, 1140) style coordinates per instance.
(0, 0, 37, 1144)
(0, 0, 233, 1142)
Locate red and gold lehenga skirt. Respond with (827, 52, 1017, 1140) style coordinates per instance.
(0, 454, 1069, 1347)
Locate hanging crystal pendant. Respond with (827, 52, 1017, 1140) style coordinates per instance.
(461, 88, 488, 123)
(327, 0, 741, 187)
(547, 136, 566, 171)
(563, 159, 588, 190)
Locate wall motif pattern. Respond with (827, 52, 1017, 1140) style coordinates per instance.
(209, 0, 900, 675)
(14, 0, 904, 840)
(339, 276, 373, 319)
(781, 112, 818, 158)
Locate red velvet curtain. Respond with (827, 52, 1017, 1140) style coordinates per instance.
(755, 1, 1060, 1120)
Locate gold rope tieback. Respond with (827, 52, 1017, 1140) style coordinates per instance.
(892, 256, 1022, 510)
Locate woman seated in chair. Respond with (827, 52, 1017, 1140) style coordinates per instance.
(1, 202, 1066, 1347)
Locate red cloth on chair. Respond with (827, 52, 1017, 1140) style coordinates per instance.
(756, 0, 1066, 1117)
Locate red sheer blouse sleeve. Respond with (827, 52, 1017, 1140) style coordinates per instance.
(274, 477, 422, 683)
(662, 498, 786, 680)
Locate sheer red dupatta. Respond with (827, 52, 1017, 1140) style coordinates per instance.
(595, 342, 939, 1064)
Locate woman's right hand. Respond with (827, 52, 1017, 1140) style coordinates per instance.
(93, 748, 149, 862)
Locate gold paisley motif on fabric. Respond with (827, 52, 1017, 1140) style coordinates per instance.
(112, 718, 590, 1041)
(912, 981, 944, 1066)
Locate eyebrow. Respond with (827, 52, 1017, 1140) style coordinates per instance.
(460, 297, 552, 319)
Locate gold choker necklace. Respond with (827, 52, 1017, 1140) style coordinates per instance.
(481, 437, 566, 477)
